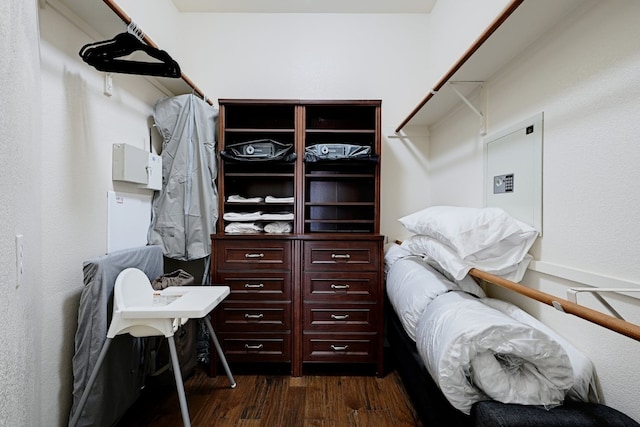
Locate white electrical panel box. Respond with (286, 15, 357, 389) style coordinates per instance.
(484, 113, 543, 234)
(112, 143, 149, 185)
(112, 143, 162, 191)
(145, 153, 162, 190)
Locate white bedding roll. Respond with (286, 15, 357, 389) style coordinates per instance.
(386, 255, 485, 341)
(416, 291, 574, 414)
(483, 298, 599, 404)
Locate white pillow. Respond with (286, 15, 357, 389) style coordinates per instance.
(401, 235, 533, 282)
(398, 206, 537, 259)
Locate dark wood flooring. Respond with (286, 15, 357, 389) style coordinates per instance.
(116, 364, 423, 426)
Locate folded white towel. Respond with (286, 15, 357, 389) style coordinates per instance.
(265, 195, 294, 204)
(260, 212, 295, 221)
(227, 194, 264, 203)
(264, 222, 292, 234)
(224, 222, 264, 234)
(223, 211, 263, 221)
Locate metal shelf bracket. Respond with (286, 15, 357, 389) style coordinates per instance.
(567, 287, 640, 320)
(448, 81, 487, 135)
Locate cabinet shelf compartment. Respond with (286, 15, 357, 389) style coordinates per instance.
(305, 105, 377, 131)
(224, 160, 295, 174)
(224, 176, 294, 200)
(306, 218, 376, 234)
(306, 223, 375, 234)
(224, 104, 295, 130)
(306, 179, 375, 203)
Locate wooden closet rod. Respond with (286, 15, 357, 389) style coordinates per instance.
(395, 0, 524, 133)
(469, 268, 640, 342)
(103, 0, 213, 105)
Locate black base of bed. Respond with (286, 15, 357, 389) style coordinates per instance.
(384, 298, 639, 427)
(385, 296, 472, 426)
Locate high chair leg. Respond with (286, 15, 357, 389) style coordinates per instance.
(168, 335, 191, 427)
(204, 316, 236, 388)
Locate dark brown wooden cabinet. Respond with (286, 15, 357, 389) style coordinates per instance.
(211, 99, 383, 376)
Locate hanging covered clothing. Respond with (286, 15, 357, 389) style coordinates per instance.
(148, 94, 218, 261)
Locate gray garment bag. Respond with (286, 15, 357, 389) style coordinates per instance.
(148, 94, 218, 261)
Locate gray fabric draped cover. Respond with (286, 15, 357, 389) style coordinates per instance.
(148, 94, 218, 261)
(69, 245, 163, 427)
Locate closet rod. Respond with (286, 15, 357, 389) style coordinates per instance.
(103, 0, 212, 105)
(394, 0, 524, 133)
(469, 268, 640, 342)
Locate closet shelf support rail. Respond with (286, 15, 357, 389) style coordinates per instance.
(102, 0, 211, 105)
(469, 268, 640, 342)
(394, 0, 524, 133)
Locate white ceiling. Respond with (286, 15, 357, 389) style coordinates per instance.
(171, 0, 437, 14)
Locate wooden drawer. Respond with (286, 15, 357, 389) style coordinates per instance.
(214, 302, 291, 332)
(219, 333, 291, 362)
(303, 272, 378, 301)
(303, 240, 379, 271)
(217, 272, 291, 300)
(302, 333, 377, 363)
(303, 303, 376, 332)
(216, 240, 292, 270)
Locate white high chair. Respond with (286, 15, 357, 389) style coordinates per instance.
(70, 268, 236, 427)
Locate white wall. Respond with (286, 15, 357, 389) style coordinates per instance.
(35, 2, 168, 425)
(0, 1, 42, 425)
(420, 0, 640, 420)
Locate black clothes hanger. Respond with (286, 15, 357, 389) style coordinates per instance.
(79, 32, 181, 78)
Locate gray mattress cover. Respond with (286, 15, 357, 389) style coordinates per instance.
(69, 245, 163, 427)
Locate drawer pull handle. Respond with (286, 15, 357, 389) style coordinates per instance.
(331, 314, 350, 321)
(245, 344, 264, 350)
(244, 313, 264, 320)
(244, 283, 264, 289)
(245, 253, 265, 259)
(331, 253, 351, 260)
(331, 284, 350, 290)
(331, 344, 349, 352)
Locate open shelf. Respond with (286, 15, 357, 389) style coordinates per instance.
(395, 0, 584, 132)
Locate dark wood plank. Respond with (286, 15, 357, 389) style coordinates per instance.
(115, 366, 423, 426)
